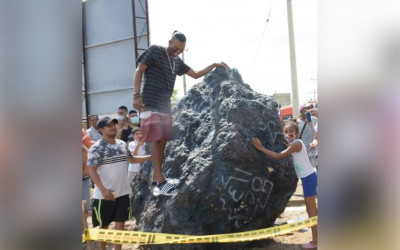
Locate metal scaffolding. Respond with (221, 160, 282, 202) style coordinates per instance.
(132, 0, 150, 60)
(82, 0, 150, 121)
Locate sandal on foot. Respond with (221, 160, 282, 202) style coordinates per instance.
(153, 181, 177, 196)
(301, 241, 317, 249)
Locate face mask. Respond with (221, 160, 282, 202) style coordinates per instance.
(285, 134, 294, 143)
(131, 117, 140, 124)
(118, 115, 125, 121)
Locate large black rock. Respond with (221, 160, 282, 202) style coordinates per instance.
(131, 67, 298, 249)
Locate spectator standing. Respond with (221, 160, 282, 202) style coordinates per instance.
(297, 103, 317, 168)
(127, 110, 140, 142)
(86, 115, 102, 142)
(88, 117, 151, 250)
(82, 129, 93, 218)
(129, 110, 140, 127)
(116, 106, 132, 143)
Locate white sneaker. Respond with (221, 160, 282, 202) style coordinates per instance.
(151, 179, 179, 187)
(153, 181, 177, 196)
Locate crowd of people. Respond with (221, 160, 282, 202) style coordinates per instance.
(81, 30, 319, 250)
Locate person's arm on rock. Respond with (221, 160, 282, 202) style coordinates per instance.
(251, 137, 301, 160)
(186, 62, 229, 79)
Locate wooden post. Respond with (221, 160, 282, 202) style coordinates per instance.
(82, 200, 93, 250)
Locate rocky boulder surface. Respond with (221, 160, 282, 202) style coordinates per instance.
(131, 67, 298, 249)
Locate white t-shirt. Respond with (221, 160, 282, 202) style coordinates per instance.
(291, 139, 316, 178)
(128, 140, 146, 172)
(87, 139, 132, 199)
(86, 127, 103, 142)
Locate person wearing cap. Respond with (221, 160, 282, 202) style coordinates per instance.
(297, 104, 317, 168)
(87, 117, 151, 250)
(133, 31, 228, 196)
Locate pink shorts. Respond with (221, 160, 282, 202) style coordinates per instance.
(140, 111, 173, 142)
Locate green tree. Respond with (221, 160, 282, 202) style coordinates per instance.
(171, 89, 179, 102)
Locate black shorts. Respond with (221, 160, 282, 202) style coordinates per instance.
(92, 194, 131, 228)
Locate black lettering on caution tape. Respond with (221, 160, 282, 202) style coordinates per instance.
(211, 236, 219, 243)
(85, 216, 318, 245)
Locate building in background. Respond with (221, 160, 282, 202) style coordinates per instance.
(272, 93, 291, 107)
(82, 0, 150, 126)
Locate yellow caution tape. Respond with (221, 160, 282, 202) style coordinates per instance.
(83, 216, 317, 245)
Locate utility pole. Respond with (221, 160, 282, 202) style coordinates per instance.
(311, 77, 317, 102)
(286, 0, 300, 118)
(182, 50, 187, 95)
(314, 89, 316, 102)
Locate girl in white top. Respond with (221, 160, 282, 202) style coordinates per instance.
(252, 121, 318, 249)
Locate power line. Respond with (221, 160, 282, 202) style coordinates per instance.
(249, 0, 276, 82)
